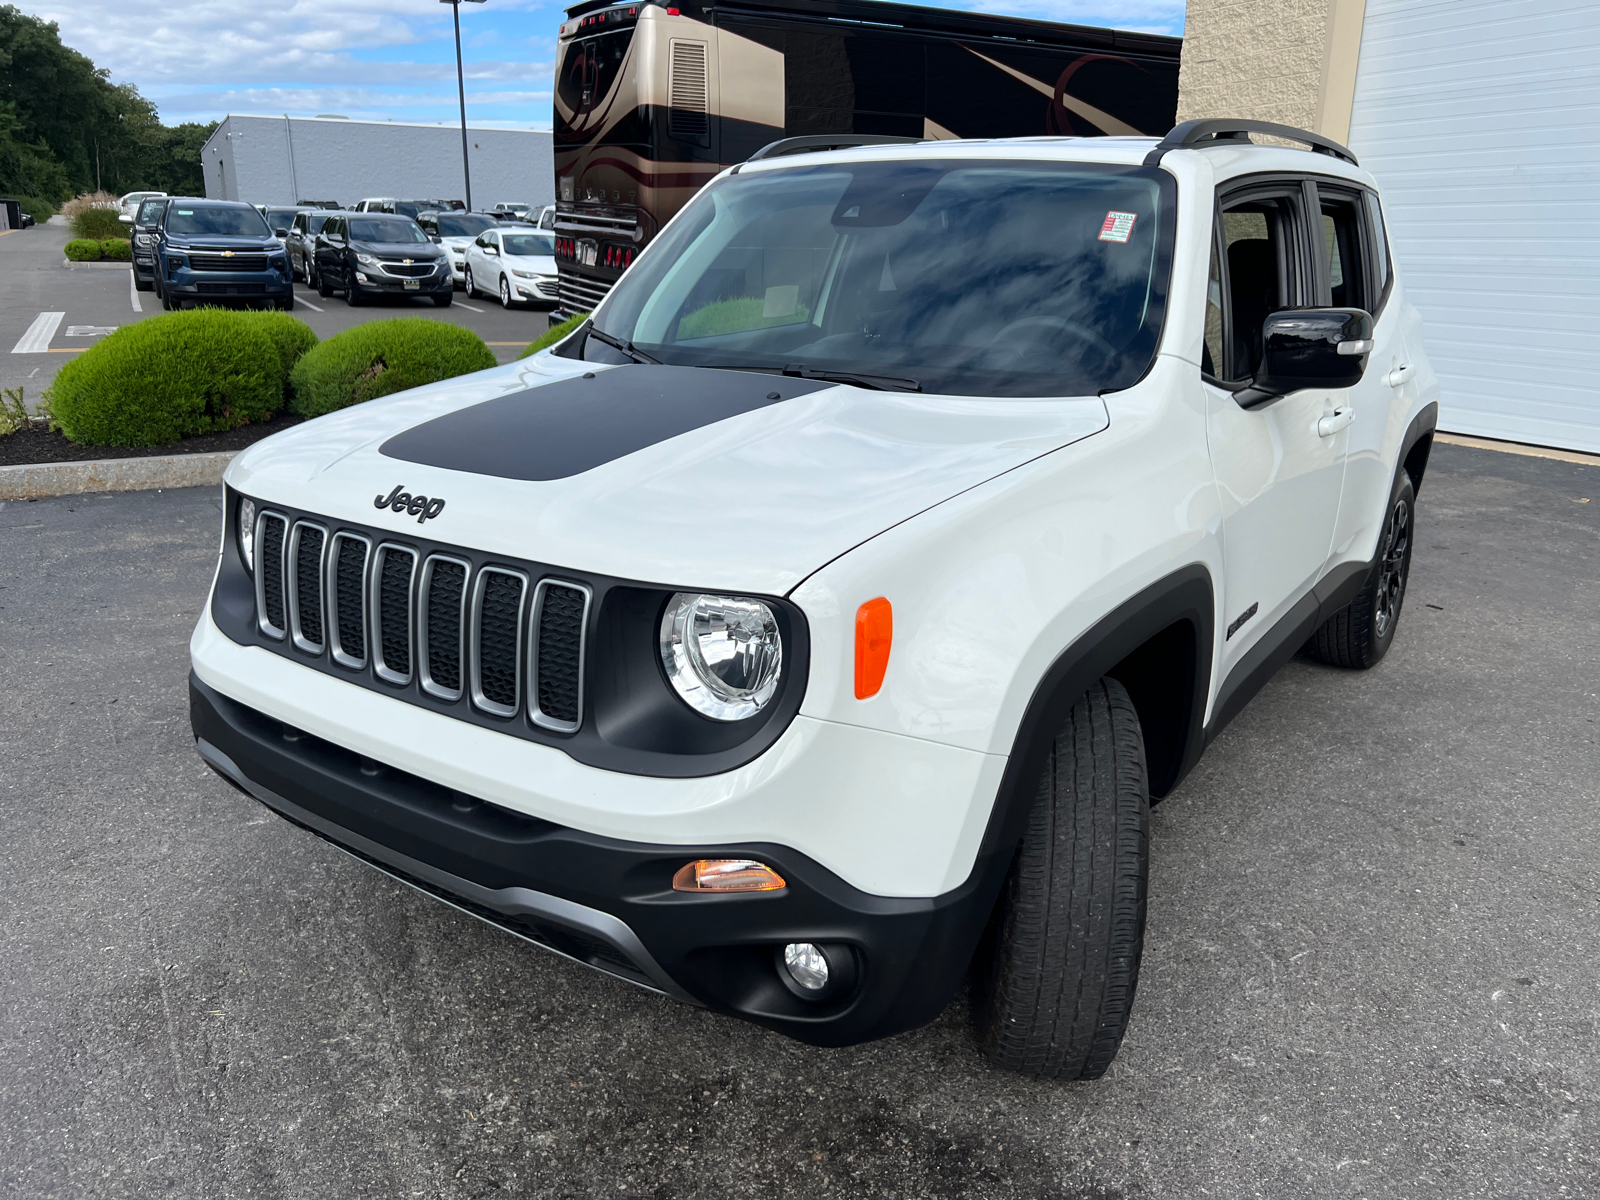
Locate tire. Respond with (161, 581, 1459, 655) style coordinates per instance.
(974, 677, 1149, 1080)
(499, 274, 515, 309)
(1303, 473, 1416, 670)
(345, 281, 365, 307)
(161, 290, 176, 311)
(134, 274, 153, 293)
(464, 265, 476, 298)
(279, 294, 296, 312)
(316, 270, 333, 299)
(432, 291, 453, 308)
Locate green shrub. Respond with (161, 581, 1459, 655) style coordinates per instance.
(45, 310, 281, 446)
(518, 311, 589, 359)
(235, 311, 317, 400)
(98, 237, 131, 261)
(289, 318, 496, 419)
(70, 205, 126, 240)
(65, 238, 102, 261)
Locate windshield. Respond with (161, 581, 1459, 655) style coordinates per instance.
(263, 208, 299, 230)
(503, 233, 555, 257)
(590, 160, 1174, 397)
(166, 206, 271, 238)
(306, 213, 331, 234)
(436, 215, 497, 238)
(349, 218, 429, 244)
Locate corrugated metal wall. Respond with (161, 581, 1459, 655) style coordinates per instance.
(1348, 0, 1600, 453)
(201, 116, 554, 210)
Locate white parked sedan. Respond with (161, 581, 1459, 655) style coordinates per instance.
(463, 227, 559, 308)
(418, 212, 502, 289)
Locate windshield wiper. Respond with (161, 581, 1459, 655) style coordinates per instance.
(587, 326, 660, 365)
(783, 364, 921, 392)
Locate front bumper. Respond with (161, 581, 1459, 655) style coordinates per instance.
(166, 266, 292, 300)
(190, 672, 1008, 1045)
(356, 268, 452, 295)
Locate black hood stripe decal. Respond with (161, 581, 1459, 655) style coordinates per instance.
(379, 365, 831, 482)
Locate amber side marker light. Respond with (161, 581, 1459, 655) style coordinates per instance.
(672, 859, 786, 893)
(854, 597, 893, 699)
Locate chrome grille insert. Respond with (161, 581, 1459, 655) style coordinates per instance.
(255, 511, 290, 639)
(327, 533, 371, 669)
(529, 579, 591, 733)
(288, 522, 328, 654)
(470, 567, 528, 718)
(418, 555, 470, 702)
(370, 544, 418, 685)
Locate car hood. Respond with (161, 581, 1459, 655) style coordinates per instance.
(226, 356, 1109, 595)
(165, 235, 277, 250)
(504, 253, 556, 271)
(350, 240, 445, 258)
(439, 236, 476, 250)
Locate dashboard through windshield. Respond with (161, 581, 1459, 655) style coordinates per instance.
(588, 159, 1175, 397)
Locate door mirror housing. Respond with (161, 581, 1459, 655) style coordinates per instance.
(118, 213, 133, 224)
(1233, 308, 1374, 410)
(273, 227, 290, 238)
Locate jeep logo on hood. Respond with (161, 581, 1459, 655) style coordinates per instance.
(375, 485, 446, 523)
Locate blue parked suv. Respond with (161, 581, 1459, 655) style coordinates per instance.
(156, 199, 294, 311)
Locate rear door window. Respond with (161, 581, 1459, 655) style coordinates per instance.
(1314, 186, 1372, 311)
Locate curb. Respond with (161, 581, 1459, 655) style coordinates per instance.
(1435, 432, 1600, 468)
(62, 258, 132, 270)
(0, 451, 234, 499)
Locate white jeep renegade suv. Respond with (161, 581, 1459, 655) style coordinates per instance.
(190, 120, 1438, 1080)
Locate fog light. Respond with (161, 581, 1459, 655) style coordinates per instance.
(672, 859, 786, 893)
(355, 271, 369, 282)
(782, 942, 829, 990)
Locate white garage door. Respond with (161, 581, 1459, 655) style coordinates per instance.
(1347, 0, 1600, 453)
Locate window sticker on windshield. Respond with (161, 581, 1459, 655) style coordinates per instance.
(177, 209, 194, 215)
(1098, 211, 1138, 243)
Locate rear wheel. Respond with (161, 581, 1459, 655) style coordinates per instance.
(1303, 473, 1416, 669)
(974, 677, 1149, 1080)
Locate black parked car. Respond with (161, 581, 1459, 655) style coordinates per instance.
(130, 197, 169, 292)
(155, 198, 294, 311)
(285, 209, 337, 283)
(313, 213, 452, 307)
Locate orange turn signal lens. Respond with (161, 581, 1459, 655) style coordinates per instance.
(854, 597, 893, 699)
(672, 859, 786, 893)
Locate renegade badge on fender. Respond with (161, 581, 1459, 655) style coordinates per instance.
(190, 119, 1438, 1080)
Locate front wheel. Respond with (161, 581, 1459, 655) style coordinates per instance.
(974, 677, 1149, 1080)
(345, 281, 365, 307)
(499, 275, 515, 309)
(1303, 473, 1416, 669)
(316, 269, 333, 299)
(464, 265, 476, 297)
(432, 291, 453, 308)
(278, 293, 296, 311)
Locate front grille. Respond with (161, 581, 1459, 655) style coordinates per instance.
(257, 513, 289, 637)
(372, 545, 417, 685)
(289, 523, 327, 653)
(245, 510, 595, 736)
(197, 282, 267, 295)
(472, 569, 527, 717)
(190, 253, 270, 272)
(379, 261, 434, 278)
(419, 556, 468, 701)
(557, 268, 611, 315)
(329, 533, 370, 668)
(531, 581, 589, 732)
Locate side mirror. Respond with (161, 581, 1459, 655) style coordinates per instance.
(273, 227, 290, 238)
(1233, 308, 1374, 410)
(431, 234, 442, 243)
(118, 213, 133, 223)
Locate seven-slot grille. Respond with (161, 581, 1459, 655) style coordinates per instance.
(190, 253, 270, 272)
(252, 512, 589, 731)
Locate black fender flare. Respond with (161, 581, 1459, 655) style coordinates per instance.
(1400, 401, 1439, 495)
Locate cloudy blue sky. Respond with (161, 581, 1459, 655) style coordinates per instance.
(20, 0, 1185, 129)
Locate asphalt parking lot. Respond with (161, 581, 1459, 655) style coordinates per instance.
(1, 440, 1597, 1198)
(0, 221, 553, 414)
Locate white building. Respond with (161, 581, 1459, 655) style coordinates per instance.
(201, 114, 553, 211)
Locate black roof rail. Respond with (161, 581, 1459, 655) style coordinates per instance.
(746, 134, 923, 163)
(1142, 119, 1358, 167)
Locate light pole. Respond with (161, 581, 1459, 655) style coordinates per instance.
(441, 0, 486, 211)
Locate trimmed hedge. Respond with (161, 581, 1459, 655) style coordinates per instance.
(518, 311, 589, 359)
(289, 318, 496, 419)
(65, 237, 132, 262)
(70, 206, 126, 240)
(235, 310, 318, 400)
(98, 237, 131, 261)
(46, 310, 282, 446)
(65, 238, 102, 261)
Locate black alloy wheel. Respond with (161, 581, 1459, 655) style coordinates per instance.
(1373, 493, 1411, 640)
(1303, 472, 1416, 669)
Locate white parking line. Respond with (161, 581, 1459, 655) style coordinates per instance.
(12, 312, 64, 354)
(129, 268, 142, 313)
(454, 300, 486, 313)
(295, 292, 325, 312)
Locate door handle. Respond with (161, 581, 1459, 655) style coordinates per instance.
(1387, 364, 1415, 388)
(1318, 406, 1354, 438)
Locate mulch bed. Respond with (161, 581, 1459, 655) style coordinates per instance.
(0, 412, 304, 468)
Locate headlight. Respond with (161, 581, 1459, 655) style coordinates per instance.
(356, 252, 378, 266)
(511, 268, 537, 278)
(659, 593, 783, 721)
(238, 497, 256, 573)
